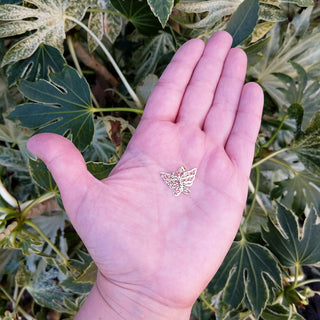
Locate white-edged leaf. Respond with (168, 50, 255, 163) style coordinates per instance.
(147, 0, 174, 28)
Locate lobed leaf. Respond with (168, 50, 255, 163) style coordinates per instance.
(292, 112, 320, 176)
(111, 0, 162, 35)
(7, 44, 66, 86)
(174, 0, 241, 29)
(271, 169, 320, 215)
(209, 239, 282, 317)
(262, 203, 320, 267)
(9, 66, 94, 151)
(0, 0, 89, 66)
(248, 7, 320, 108)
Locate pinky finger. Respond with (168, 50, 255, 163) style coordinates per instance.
(225, 82, 264, 177)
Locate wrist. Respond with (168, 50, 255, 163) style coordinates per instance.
(75, 272, 192, 320)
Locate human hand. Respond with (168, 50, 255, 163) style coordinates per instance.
(27, 31, 263, 319)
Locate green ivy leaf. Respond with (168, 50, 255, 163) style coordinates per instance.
(147, 0, 174, 28)
(6, 44, 65, 86)
(29, 158, 57, 192)
(209, 239, 282, 317)
(262, 304, 305, 320)
(9, 66, 94, 151)
(86, 161, 116, 180)
(226, 0, 259, 47)
(110, 0, 162, 35)
(271, 170, 320, 215)
(0, 0, 89, 66)
(262, 203, 320, 267)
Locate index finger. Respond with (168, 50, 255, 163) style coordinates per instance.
(142, 38, 205, 122)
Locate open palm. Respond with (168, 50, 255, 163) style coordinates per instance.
(28, 31, 263, 319)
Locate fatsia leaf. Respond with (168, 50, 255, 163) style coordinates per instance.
(147, 0, 174, 28)
(110, 0, 162, 35)
(226, 0, 259, 47)
(209, 239, 282, 317)
(292, 112, 320, 176)
(9, 66, 94, 151)
(174, 0, 241, 29)
(134, 32, 175, 84)
(271, 169, 320, 215)
(248, 7, 320, 108)
(0, 0, 89, 66)
(6, 44, 65, 86)
(262, 203, 320, 267)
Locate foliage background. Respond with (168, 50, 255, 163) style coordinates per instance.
(0, 0, 320, 319)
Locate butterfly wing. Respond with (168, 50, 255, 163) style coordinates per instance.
(180, 168, 197, 187)
(160, 172, 180, 191)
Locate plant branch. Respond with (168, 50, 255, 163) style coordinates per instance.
(252, 147, 290, 168)
(0, 285, 35, 320)
(262, 115, 288, 149)
(244, 166, 262, 228)
(295, 278, 320, 288)
(20, 192, 57, 219)
(200, 291, 216, 312)
(24, 219, 69, 266)
(65, 15, 143, 109)
(269, 158, 299, 175)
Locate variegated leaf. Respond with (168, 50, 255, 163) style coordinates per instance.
(104, 10, 123, 43)
(0, 0, 89, 66)
(174, 0, 242, 29)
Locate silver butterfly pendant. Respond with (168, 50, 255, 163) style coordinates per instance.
(160, 166, 197, 196)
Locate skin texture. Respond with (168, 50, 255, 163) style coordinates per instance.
(27, 31, 264, 319)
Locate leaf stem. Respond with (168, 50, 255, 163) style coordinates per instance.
(269, 158, 299, 175)
(24, 219, 69, 266)
(244, 166, 261, 227)
(91, 106, 143, 115)
(296, 278, 320, 288)
(200, 291, 216, 312)
(262, 115, 288, 149)
(0, 178, 18, 207)
(65, 15, 143, 109)
(66, 35, 100, 108)
(20, 191, 57, 219)
(0, 285, 35, 320)
(252, 147, 290, 168)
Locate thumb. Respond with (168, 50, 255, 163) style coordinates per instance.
(27, 133, 92, 219)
